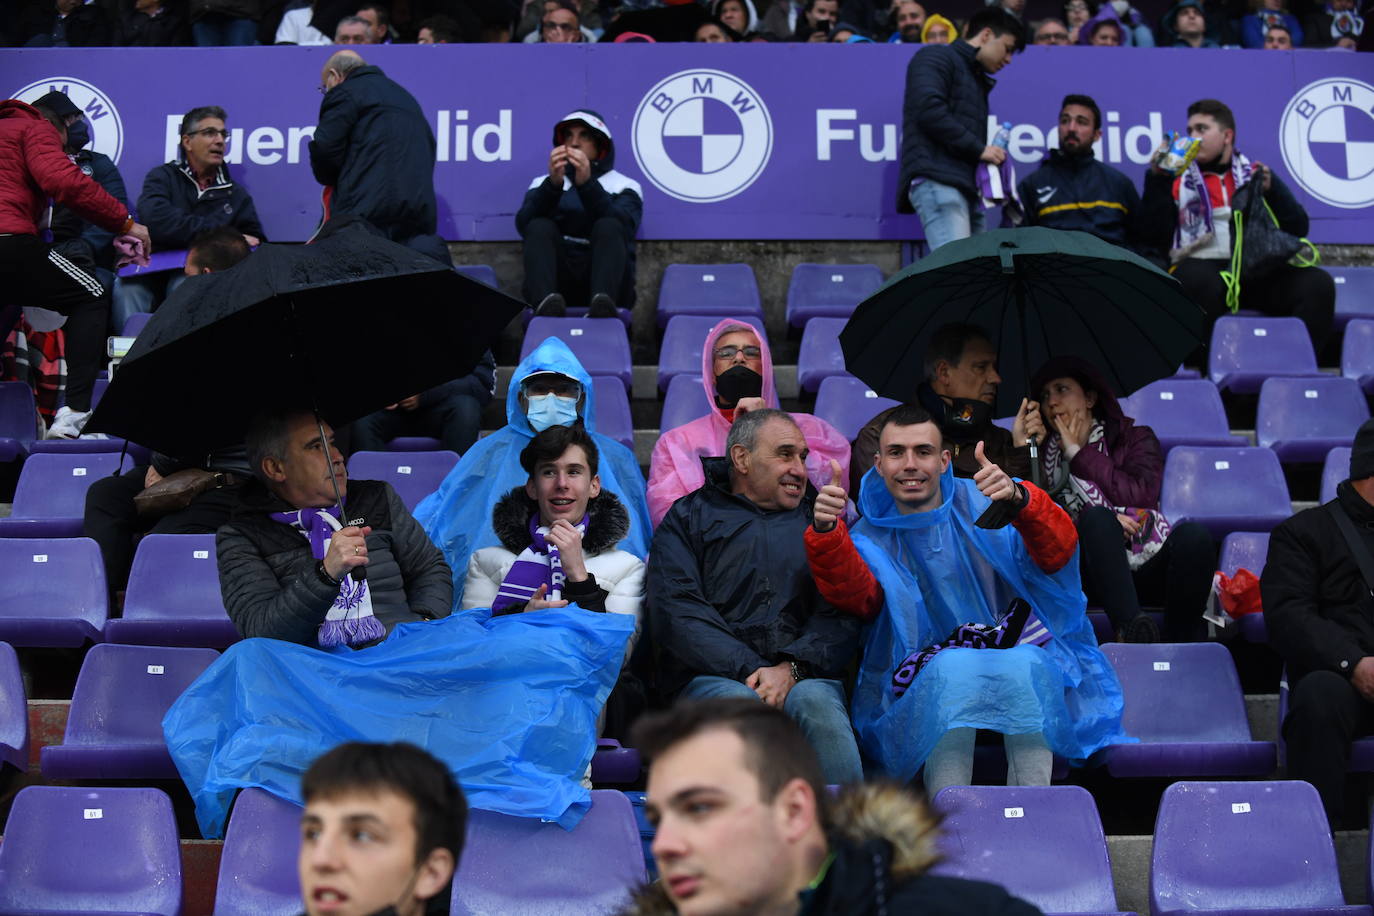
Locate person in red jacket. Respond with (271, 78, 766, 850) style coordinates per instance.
(0, 97, 152, 438)
(803, 404, 1128, 795)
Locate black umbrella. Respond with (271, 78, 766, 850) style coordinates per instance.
(840, 227, 1207, 420)
(87, 231, 525, 459)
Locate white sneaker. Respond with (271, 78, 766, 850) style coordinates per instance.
(46, 406, 92, 439)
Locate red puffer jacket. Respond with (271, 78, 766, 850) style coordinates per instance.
(0, 100, 128, 237)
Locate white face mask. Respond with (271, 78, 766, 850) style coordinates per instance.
(525, 393, 580, 432)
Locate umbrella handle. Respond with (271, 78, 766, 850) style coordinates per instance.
(1027, 434, 1043, 488)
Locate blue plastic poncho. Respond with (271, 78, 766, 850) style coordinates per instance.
(163, 608, 634, 837)
(849, 465, 1128, 783)
(413, 337, 651, 607)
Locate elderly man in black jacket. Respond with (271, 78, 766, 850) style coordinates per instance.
(1264, 419, 1374, 826)
(310, 50, 450, 265)
(897, 7, 1024, 251)
(648, 408, 864, 786)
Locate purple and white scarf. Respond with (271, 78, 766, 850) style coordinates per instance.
(1045, 421, 1172, 571)
(1172, 153, 1253, 262)
(491, 515, 588, 614)
(270, 506, 382, 647)
(891, 599, 1052, 698)
(978, 158, 1023, 224)
(1328, 7, 1363, 39)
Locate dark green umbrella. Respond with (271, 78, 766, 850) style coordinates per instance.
(839, 227, 1207, 420)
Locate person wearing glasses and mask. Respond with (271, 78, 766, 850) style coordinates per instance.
(413, 337, 651, 610)
(647, 318, 851, 528)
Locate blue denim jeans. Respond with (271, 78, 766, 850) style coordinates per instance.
(678, 675, 864, 785)
(909, 178, 987, 252)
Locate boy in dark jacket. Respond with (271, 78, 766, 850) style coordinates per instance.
(517, 109, 642, 318)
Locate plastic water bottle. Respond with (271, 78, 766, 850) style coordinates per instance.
(992, 121, 1013, 150)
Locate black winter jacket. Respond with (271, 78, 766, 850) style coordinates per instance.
(216, 479, 452, 648)
(1263, 481, 1374, 687)
(137, 161, 266, 250)
(115, 8, 191, 45)
(1138, 158, 1310, 258)
(1017, 150, 1143, 248)
(308, 66, 438, 242)
(897, 40, 994, 209)
(50, 150, 129, 274)
(648, 457, 861, 695)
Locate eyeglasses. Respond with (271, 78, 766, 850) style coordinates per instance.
(524, 380, 582, 398)
(1036, 29, 1070, 41)
(542, 20, 580, 32)
(713, 345, 762, 360)
(187, 127, 229, 140)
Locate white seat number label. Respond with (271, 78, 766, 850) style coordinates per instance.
(1254, 328, 1268, 337)
(570, 328, 583, 336)
(1159, 391, 1174, 400)
(1003, 807, 1024, 818)
(84, 809, 102, 819)
(1305, 390, 1319, 399)
(831, 274, 844, 282)
(397, 466, 413, 475)
(72, 468, 87, 476)
(1215, 461, 1230, 470)
(147, 665, 164, 675)
(1154, 662, 1171, 671)
(703, 274, 716, 282)
(32, 555, 47, 563)
(1232, 803, 1251, 814)
(193, 550, 209, 559)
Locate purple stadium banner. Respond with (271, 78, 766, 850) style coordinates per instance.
(7, 45, 1374, 242)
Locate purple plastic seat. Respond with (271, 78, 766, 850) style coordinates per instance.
(521, 321, 631, 391)
(657, 315, 722, 393)
(1257, 376, 1367, 463)
(660, 374, 713, 433)
(0, 381, 37, 463)
(1159, 446, 1291, 538)
(0, 537, 107, 646)
(1219, 531, 1271, 643)
(1322, 446, 1352, 504)
(1340, 319, 1374, 393)
(1150, 780, 1370, 916)
(41, 643, 218, 779)
(1331, 267, 1374, 329)
(932, 785, 1131, 916)
(797, 317, 849, 394)
(121, 310, 153, 338)
(115, 247, 187, 279)
(31, 381, 152, 462)
(785, 263, 884, 328)
(592, 376, 634, 451)
(454, 264, 498, 289)
(1102, 642, 1274, 777)
(388, 436, 443, 451)
(347, 449, 462, 513)
(813, 375, 901, 444)
(656, 263, 762, 329)
(451, 789, 644, 915)
(214, 787, 303, 916)
(1118, 379, 1244, 453)
(1208, 316, 1322, 394)
(104, 533, 241, 648)
(0, 785, 182, 915)
(0, 642, 29, 772)
(591, 739, 641, 785)
(0, 451, 130, 538)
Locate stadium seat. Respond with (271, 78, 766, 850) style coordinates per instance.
(214, 787, 302, 916)
(593, 376, 634, 451)
(1331, 267, 1374, 329)
(30, 378, 149, 460)
(1256, 376, 1367, 463)
(454, 264, 499, 289)
(1159, 446, 1291, 538)
(347, 450, 462, 513)
(1208, 316, 1321, 394)
(451, 789, 645, 915)
(591, 739, 641, 785)
(0, 451, 130, 537)
(104, 533, 241, 647)
(1151, 781, 1369, 915)
(1277, 670, 1374, 773)
(656, 263, 763, 329)
(1118, 379, 1244, 453)
(41, 643, 218, 779)
(0, 642, 28, 772)
(813, 375, 901, 443)
(388, 436, 443, 451)
(1102, 642, 1274, 778)
(121, 311, 152, 338)
(521, 318, 632, 391)
(657, 315, 722, 393)
(932, 785, 1127, 916)
(660, 374, 713, 433)
(0, 537, 106, 647)
(1341, 319, 1374, 393)
(0, 785, 182, 916)
(1219, 531, 1271, 642)
(785, 263, 883, 328)
(797, 317, 849, 394)
(1322, 446, 1352, 504)
(0, 381, 38, 463)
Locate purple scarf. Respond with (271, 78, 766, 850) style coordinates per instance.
(492, 515, 588, 614)
(270, 505, 384, 647)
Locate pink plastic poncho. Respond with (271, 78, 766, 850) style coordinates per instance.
(646, 316, 851, 528)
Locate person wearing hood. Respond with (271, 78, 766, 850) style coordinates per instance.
(714, 0, 762, 37)
(1083, 11, 1125, 41)
(1162, 0, 1223, 45)
(647, 317, 851, 528)
(517, 110, 643, 319)
(1016, 95, 1143, 250)
(1030, 356, 1215, 643)
(414, 337, 651, 608)
(621, 698, 1044, 916)
(1082, 0, 1156, 43)
(921, 13, 956, 41)
(804, 404, 1129, 793)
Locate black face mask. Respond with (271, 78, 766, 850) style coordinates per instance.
(65, 118, 90, 152)
(714, 365, 763, 408)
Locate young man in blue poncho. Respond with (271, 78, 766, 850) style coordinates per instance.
(413, 336, 651, 607)
(804, 404, 1127, 795)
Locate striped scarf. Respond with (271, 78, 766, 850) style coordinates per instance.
(492, 514, 588, 614)
(269, 506, 383, 647)
(891, 599, 1052, 698)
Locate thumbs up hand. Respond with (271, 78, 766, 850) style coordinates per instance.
(813, 459, 848, 533)
(973, 441, 1019, 503)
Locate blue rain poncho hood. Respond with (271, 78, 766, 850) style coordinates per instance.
(413, 337, 650, 606)
(848, 463, 1129, 782)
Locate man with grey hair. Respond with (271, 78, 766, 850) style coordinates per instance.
(333, 15, 371, 42)
(216, 409, 451, 649)
(648, 408, 864, 785)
